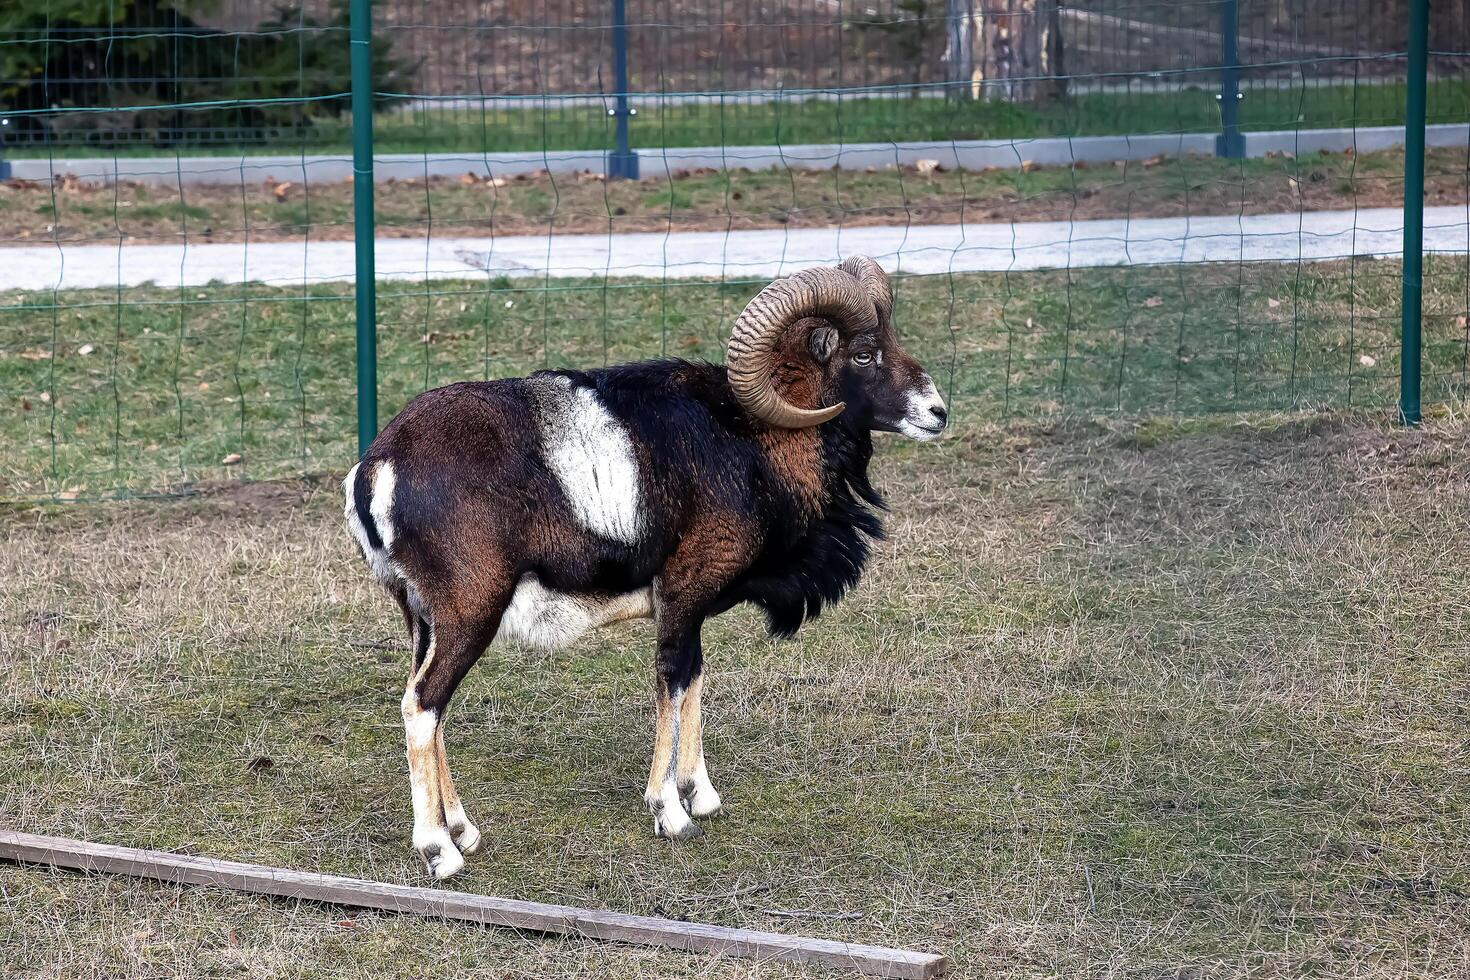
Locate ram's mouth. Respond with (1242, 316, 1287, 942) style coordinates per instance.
(897, 419, 946, 441)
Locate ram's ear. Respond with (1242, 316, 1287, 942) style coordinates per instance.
(808, 325, 840, 364)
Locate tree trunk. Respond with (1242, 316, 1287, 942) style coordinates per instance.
(1043, 0, 1067, 101)
(943, 0, 977, 99)
(968, 0, 1063, 102)
(1433, 0, 1469, 59)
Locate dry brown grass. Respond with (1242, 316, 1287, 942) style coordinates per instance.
(4, 410, 1470, 977)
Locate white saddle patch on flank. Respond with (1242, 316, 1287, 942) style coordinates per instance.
(497, 575, 653, 650)
(530, 376, 644, 544)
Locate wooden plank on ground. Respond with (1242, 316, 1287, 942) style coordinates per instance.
(0, 829, 949, 979)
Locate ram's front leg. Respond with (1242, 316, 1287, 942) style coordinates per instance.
(646, 519, 747, 839)
(645, 622, 705, 840)
(676, 673, 722, 818)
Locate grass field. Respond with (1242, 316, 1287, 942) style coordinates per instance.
(362, 79, 1470, 155)
(5, 407, 1470, 977)
(6, 146, 1467, 246)
(3, 256, 1470, 501)
(9, 77, 1470, 159)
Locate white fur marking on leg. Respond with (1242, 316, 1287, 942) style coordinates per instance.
(401, 697, 439, 844)
(401, 694, 462, 878)
(530, 378, 643, 544)
(403, 703, 436, 749)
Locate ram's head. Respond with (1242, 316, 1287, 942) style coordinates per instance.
(726, 256, 948, 440)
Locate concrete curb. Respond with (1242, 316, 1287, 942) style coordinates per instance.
(3, 124, 1464, 187)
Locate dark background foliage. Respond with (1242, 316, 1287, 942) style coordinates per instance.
(0, 0, 409, 145)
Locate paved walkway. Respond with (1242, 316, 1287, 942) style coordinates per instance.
(2, 206, 1466, 292)
(13, 124, 1465, 185)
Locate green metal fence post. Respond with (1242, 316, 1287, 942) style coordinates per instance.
(350, 0, 379, 453)
(607, 0, 639, 179)
(1399, 0, 1429, 426)
(1215, 0, 1244, 158)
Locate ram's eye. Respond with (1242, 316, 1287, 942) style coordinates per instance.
(851, 351, 875, 367)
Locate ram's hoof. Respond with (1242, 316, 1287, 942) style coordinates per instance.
(450, 822, 483, 856)
(650, 798, 705, 840)
(659, 819, 706, 841)
(682, 788, 724, 820)
(420, 841, 465, 880)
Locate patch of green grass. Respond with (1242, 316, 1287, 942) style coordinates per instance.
(128, 202, 212, 223)
(268, 203, 313, 229)
(7, 78, 1469, 158)
(641, 185, 696, 211)
(2, 256, 1468, 499)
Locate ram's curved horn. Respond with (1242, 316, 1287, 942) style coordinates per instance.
(727, 266, 879, 429)
(838, 255, 893, 323)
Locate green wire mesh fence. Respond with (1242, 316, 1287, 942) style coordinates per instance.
(0, 0, 1466, 500)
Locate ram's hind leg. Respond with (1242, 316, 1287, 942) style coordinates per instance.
(436, 726, 481, 855)
(401, 600, 504, 879)
(400, 612, 461, 879)
(390, 593, 456, 875)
